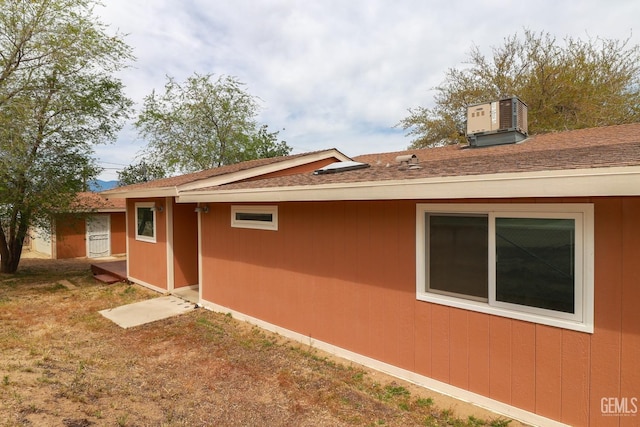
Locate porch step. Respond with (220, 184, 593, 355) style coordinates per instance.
(90, 260, 127, 283)
(93, 273, 122, 284)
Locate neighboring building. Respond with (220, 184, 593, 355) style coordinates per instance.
(103, 123, 640, 427)
(29, 192, 126, 259)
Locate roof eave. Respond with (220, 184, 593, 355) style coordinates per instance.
(176, 165, 640, 203)
(94, 208, 126, 213)
(177, 148, 352, 191)
(100, 187, 179, 199)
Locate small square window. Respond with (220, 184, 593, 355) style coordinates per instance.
(135, 203, 156, 242)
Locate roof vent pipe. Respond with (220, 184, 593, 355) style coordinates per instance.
(396, 154, 418, 164)
(396, 154, 421, 170)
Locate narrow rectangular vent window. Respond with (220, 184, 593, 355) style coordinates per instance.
(231, 206, 278, 231)
(235, 212, 273, 222)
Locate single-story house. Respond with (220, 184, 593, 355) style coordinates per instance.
(103, 123, 640, 427)
(29, 192, 126, 259)
(101, 149, 351, 292)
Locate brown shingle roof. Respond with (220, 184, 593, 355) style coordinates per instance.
(190, 123, 640, 192)
(72, 192, 125, 211)
(104, 150, 344, 194)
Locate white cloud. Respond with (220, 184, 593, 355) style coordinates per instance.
(94, 0, 640, 180)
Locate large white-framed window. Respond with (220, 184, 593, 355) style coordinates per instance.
(416, 203, 594, 333)
(135, 202, 157, 243)
(231, 205, 278, 231)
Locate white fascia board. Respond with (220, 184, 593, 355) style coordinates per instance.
(94, 208, 126, 213)
(100, 187, 179, 199)
(176, 166, 640, 203)
(66, 207, 125, 213)
(177, 149, 352, 192)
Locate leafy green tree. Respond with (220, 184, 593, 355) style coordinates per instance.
(399, 30, 640, 147)
(232, 124, 291, 163)
(135, 73, 292, 174)
(117, 160, 167, 186)
(0, 0, 133, 273)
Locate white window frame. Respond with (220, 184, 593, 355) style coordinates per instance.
(416, 203, 594, 333)
(231, 205, 278, 231)
(135, 202, 157, 243)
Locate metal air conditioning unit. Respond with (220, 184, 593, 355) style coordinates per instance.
(466, 97, 528, 147)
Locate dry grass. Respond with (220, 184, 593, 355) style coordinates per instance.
(0, 257, 518, 426)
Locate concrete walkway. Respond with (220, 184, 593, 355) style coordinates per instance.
(99, 295, 196, 329)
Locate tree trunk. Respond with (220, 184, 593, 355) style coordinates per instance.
(0, 241, 22, 274)
(0, 218, 27, 274)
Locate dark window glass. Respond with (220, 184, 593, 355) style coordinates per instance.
(137, 207, 154, 238)
(495, 218, 575, 313)
(428, 214, 488, 300)
(235, 212, 273, 222)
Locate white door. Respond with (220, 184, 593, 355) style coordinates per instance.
(86, 215, 110, 258)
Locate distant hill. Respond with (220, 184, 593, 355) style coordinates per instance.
(89, 180, 118, 191)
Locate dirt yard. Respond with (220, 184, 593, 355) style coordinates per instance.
(0, 256, 521, 426)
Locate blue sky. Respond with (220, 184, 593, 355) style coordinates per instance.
(94, 0, 640, 180)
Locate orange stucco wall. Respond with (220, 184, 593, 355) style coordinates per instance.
(200, 198, 640, 426)
(55, 214, 86, 259)
(110, 212, 126, 255)
(55, 212, 127, 259)
(172, 200, 199, 288)
(55, 212, 126, 259)
(126, 198, 198, 290)
(127, 198, 168, 289)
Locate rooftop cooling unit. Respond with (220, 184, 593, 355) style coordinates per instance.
(466, 97, 528, 147)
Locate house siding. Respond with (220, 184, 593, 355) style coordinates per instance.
(110, 212, 126, 255)
(199, 198, 640, 426)
(590, 197, 640, 427)
(126, 199, 197, 290)
(620, 198, 640, 427)
(127, 198, 168, 289)
(55, 214, 87, 259)
(54, 212, 125, 259)
(172, 200, 198, 288)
